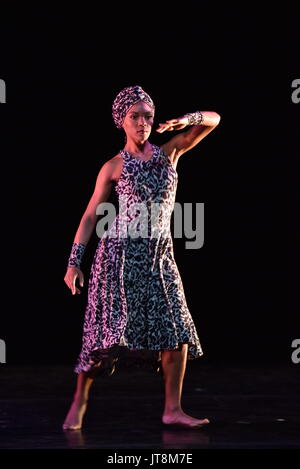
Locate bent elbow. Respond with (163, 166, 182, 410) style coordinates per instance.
(214, 113, 221, 126)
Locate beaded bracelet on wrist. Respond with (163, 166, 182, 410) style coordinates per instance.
(67, 242, 86, 268)
(185, 111, 204, 126)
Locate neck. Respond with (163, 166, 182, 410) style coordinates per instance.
(124, 139, 152, 155)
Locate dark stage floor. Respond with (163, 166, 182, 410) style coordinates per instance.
(0, 362, 299, 450)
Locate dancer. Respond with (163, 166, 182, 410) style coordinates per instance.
(63, 85, 220, 430)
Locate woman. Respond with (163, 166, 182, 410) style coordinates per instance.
(63, 85, 220, 430)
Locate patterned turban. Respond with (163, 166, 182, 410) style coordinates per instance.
(112, 85, 155, 129)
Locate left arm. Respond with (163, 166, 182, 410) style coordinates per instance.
(157, 111, 221, 164)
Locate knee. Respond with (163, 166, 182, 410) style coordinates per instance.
(162, 344, 188, 363)
(86, 361, 102, 377)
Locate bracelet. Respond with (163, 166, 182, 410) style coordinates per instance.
(67, 242, 86, 268)
(184, 111, 204, 126)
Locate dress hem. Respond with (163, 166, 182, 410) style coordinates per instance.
(74, 341, 203, 374)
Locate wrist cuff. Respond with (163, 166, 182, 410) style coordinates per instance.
(185, 111, 204, 126)
(67, 242, 86, 268)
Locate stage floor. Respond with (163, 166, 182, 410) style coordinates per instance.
(0, 362, 299, 450)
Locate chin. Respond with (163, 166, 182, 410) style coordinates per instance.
(138, 135, 148, 142)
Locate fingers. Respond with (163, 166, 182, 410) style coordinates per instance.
(64, 268, 84, 295)
(71, 273, 83, 295)
(156, 123, 174, 133)
(72, 286, 82, 295)
(156, 119, 179, 133)
(79, 272, 84, 288)
(72, 275, 77, 295)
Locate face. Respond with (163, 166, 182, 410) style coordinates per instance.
(122, 101, 154, 143)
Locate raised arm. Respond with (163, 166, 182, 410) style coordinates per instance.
(158, 111, 221, 165)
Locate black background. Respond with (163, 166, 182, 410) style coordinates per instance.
(0, 7, 298, 369)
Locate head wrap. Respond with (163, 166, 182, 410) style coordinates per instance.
(112, 85, 155, 129)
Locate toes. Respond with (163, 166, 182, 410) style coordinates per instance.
(62, 424, 82, 431)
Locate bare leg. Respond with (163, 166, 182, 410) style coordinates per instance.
(161, 344, 209, 428)
(62, 364, 100, 431)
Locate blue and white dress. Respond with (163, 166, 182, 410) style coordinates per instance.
(74, 143, 203, 374)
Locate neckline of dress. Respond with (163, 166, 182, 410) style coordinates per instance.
(121, 143, 158, 163)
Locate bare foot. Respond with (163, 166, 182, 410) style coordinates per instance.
(62, 397, 88, 431)
(162, 409, 210, 429)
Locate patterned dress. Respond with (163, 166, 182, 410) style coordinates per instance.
(74, 143, 203, 374)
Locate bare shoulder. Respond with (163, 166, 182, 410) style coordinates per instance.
(104, 152, 123, 183)
(108, 152, 123, 163)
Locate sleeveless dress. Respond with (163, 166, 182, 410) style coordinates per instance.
(74, 144, 203, 374)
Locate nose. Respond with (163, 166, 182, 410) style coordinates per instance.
(138, 116, 147, 126)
